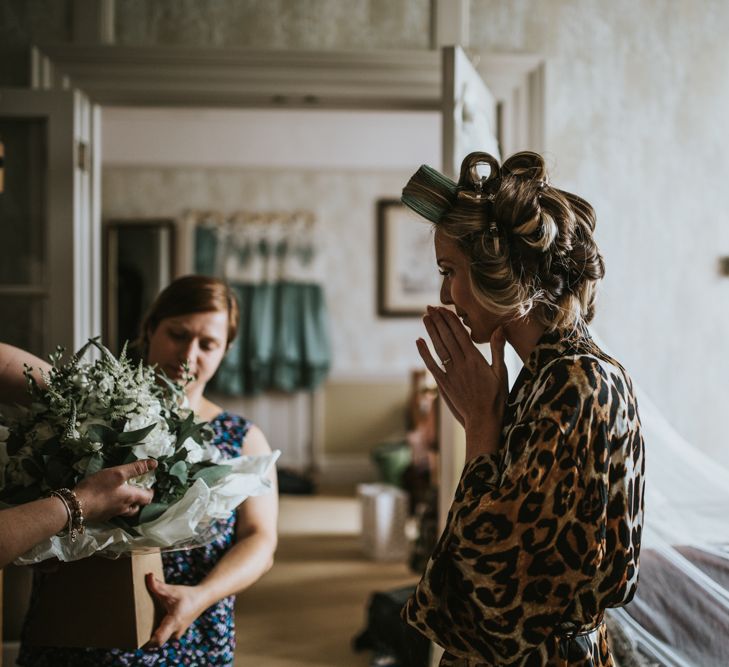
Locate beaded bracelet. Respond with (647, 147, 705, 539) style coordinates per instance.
(50, 487, 85, 542)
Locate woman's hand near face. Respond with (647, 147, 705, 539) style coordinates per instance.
(417, 306, 509, 460)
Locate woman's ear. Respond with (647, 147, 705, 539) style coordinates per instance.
(143, 324, 156, 356)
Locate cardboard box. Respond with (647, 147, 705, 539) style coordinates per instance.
(23, 551, 164, 649)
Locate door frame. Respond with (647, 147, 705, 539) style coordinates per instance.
(36, 44, 544, 155)
(0, 88, 100, 355)
(33, 43, 545, 475)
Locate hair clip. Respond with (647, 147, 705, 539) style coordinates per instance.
(489, 220, 500, 254)
(475, 176, 485, 200)
(474, 176, 496, 202)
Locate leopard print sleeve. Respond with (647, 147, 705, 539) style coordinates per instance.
(403, 352, 644, 667)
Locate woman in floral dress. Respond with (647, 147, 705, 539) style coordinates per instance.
(19, 275, 278, 666)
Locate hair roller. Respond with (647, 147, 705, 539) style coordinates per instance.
(401, 165, 459, 223)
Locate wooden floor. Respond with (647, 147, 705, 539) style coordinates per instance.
(234, 495, 418, 667)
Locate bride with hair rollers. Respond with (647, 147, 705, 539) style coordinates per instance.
(400, 151, 644, 666)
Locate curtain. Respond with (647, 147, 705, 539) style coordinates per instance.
(192, 211, 331, 396)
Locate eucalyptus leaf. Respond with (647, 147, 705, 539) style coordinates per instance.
(192, 464, 232, 487)
(122, 451, 138, 465)
(176, 412, 198, 444)
(169, 447, 188, 464)
(139, 502, 170, 523)
(117, 422, 157, 445)
(85, 452, 105, 477)
(107, 516, 142, 534)
(86, 423, 118, 446)
(169, 460, 188, 485)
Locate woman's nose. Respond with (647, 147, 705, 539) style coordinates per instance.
(178, 339, 198, 363)
(440, 280, 453, 305)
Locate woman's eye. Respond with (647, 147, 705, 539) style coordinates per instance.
(438, 269, 451, 277)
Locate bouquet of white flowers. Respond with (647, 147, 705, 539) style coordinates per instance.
(0, 338, 279, 564)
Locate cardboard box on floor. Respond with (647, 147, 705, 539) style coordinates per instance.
(23, 551, 164, 649)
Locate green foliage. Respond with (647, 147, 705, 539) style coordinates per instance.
(0, 337, 226, 531)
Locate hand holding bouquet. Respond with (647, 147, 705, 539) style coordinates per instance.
(0, 338, 279, 564)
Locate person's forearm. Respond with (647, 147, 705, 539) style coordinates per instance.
(0, 342, 50, 405)
(193, 530, 277, 611)
(0, 496, 68, 568)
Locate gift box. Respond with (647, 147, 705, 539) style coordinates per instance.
(23, 551, 164, 649)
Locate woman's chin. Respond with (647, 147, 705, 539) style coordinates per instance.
(468, 328, 488, 345)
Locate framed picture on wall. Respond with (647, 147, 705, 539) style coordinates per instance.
(377, 199, 441, 317)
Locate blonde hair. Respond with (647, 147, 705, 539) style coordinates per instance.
(402, 151, 605, 330)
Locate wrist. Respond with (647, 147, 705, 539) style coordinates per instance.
(191, 581, 216, 614)
(49, 488, 85, 541)
(464, 422, 500, 459)
(47, 494, 72, 533)
(72, 484, 97, 522)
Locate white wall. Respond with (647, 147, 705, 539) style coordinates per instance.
(471, 0, 729, 466)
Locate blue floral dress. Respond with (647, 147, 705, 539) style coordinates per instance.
(19, 412, 251, 667)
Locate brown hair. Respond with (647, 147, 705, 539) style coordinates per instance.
(137, 275, 240, 352)
(403, 151, 605, 330)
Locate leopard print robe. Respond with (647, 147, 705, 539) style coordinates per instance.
(403, 326, 645, 666)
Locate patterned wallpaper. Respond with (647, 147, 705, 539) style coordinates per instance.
(113, 0, 430, 50)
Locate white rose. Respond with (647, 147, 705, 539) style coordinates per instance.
(124, 412, 154, 434)
(180, 437, 204, 464)
(128, 469, 157, 489)
(131, 420, 176, 460)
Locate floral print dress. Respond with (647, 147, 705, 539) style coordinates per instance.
(19, 412, 251, 667)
